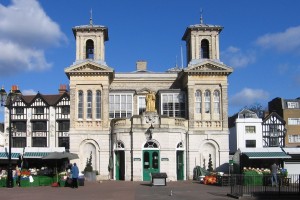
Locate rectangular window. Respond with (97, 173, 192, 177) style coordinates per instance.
(35, 107, 44, 115)
(109, 94, 133, 118)
(61, 106, 70, 115)
(288, 135, 300, 143)
(32, 121, 47, 131)
(138, 96, 146, 115)
(161, 92, 186, 118)
(58, 121, 70, 131)
(245, 140, 256, 148)
(96, 91, 101, 119)
(288, 118, 300, 125)
(14, 121, 26, 132)
(32, 137, 47, 147)
(12, 137, 26, 148)
(287, 102, 299, 108)
(58, 137, 70, 150)
(245, 126, 256, 133)
(15, 107, 24, 115)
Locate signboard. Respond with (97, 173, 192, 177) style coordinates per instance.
(134, 158, 141, 161)
(161, 158, 169, 161)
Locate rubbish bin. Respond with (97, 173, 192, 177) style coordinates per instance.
(78, 177, 84, 186)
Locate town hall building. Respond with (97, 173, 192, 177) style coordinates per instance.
(1, 16, 233, 181)
(64, 17, 233, 181)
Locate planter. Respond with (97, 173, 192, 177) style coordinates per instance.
(84, 171, 96, 181)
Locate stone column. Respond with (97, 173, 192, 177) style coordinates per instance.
(221, 84, 228, 129)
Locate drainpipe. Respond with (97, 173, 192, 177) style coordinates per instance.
(186, 131, 189, 180)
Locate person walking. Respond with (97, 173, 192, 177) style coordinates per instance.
(271, 162, 278, 186)
(71, 163, 79, 188)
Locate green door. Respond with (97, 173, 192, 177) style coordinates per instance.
(143, 150, 160, 181)
(177, 151, 184, 180)
(115, 151, 120, 180)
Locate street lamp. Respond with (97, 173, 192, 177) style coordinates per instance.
(0, 85, 22, 188)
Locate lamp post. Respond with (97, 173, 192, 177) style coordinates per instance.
(0, 85, 22, 188)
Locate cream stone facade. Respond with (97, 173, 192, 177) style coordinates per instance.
(64, 19, 233, 181)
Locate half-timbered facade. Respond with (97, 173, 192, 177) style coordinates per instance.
(262, 112, 286, 147)
(2, 85, 70, 150)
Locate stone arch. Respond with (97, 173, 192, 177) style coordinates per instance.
(199, 140, 219, 170)
(79, 139, 100, 172)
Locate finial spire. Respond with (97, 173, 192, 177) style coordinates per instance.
(200, 9, 204, 24)
(89, 9, 93, 26)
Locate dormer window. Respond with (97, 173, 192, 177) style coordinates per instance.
(86, 39, 94, 59)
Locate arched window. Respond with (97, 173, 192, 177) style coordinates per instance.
(116, 140, 125, 149)
(201, 39, 209, 59)
(144, 141, 158, 148)
(213, 90, 220, 114)
(96, 90, 101, 119)
(195, 90, 202, 114)
(87, 90, 92, 119)
(78, 90, 83, 119)
(86, 39, 94, 59)
(204, 90, 211, 113)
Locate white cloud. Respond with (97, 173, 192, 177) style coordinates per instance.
(0, 0, 66, 76)
(221, 46, 256, 68)
(230, 88, 269, 106)
(22, 89, 37, 95)
(256, 26, 300, 53)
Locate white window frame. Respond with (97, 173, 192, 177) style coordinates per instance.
(109, 93, 133, 119)
(288, 135, 300, 143)
(195, 90, 201, 114)
(161, 92, 186, 118)
(96, 90, 101, 119)
(245, 126, 256, 133)
(213, 90, 220, 114)
(204, 90, 211, 113)
(288, 118, 300, 125)
(138, 96, 146, 115)
(287, 102, 299, 108)
(87, 90, 93, 119)
(78, 90, 83, 119)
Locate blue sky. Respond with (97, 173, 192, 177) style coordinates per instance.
(1, 0, 300, 122)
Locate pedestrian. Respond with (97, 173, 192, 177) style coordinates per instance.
(15, 165, 21, 187)
(71, 163, 79, 188)
(271, 162, 278, 186)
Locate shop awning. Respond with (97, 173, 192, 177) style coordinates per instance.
(0, 152, 20, 160)
(23, 152, 50, 158)
(238, 147, 292, 159)
(243, 152, 291, 159)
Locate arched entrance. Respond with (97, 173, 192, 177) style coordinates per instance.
(115, 140, 125, 180)
(143, 140, 160, 181)
(176, 141, 184, 180)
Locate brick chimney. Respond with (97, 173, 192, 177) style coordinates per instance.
(59, 84, 68, 94)
(136, 60, 147, 71)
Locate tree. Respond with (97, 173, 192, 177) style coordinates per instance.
(243, 103, 266, 118)
(84, 151, 93, 172)
(207, 154, 213, 172)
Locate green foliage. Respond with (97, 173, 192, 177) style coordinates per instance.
(84, 151, 93, 172)
(207, 154, 213, 172)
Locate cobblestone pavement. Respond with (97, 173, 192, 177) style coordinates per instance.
(1, 180, 296, 200)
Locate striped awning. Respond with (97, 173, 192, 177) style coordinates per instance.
(243, 152, 291, 159)
(0, 152, 20, 160)
(23, 152, 50, 158)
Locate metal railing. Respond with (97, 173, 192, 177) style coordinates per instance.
(229, 174, 300, 197)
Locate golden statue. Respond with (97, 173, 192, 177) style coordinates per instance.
(146, 91, 156, 112)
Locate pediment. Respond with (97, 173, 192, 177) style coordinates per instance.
(184, 60, 233, 75)
(65, 60, 114, 74)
